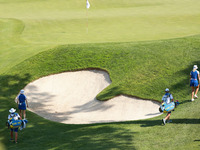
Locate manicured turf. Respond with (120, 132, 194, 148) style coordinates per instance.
(0, 0, 200, 73)
(1, 0, 200, 149)
(5, 35, 200, 101)
(1, 35, 200, 150)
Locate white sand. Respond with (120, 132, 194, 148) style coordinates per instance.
(24, 70, 161, 124)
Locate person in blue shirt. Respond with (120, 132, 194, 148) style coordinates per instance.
(162, 88, 174, 125)
(16, 89, 29, 119)
(190, 65, 200, 101)
(8, 108, 22, 143)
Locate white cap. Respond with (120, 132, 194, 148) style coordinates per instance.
(9, 108, 16, 113)
(193, 65, 198, 69)
(165, 88, 169, 92)
(20, 89, 24, 94)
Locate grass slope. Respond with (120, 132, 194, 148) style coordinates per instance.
(0, 35, 200, 150)
(7, 35, 200, 101)
(0, 0, 200, 73)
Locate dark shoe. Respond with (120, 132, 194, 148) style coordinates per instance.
(167, 120, 172, 123)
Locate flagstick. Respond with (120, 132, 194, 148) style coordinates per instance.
(86, 8, 88, 34)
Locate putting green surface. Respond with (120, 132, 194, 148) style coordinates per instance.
(0, 0, 200, 73)
(1, 0, 200, 44)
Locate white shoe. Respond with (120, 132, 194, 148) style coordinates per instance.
(162, 119, 166, 125)
(195, 95, 198, 98)
(191, 99, 194, 101)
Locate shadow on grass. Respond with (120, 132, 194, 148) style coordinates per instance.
(194, 140, 200, 147)
(0, 73, 31, 97)
(0, 73, 137, 150)
(0, 73, 31, 149)
(194, 140, 200, 142)
(0, 73, 32, 114)
(115, 118, 200, 127)
(4, 120, 137, 150)
(180, 100, 191, 104)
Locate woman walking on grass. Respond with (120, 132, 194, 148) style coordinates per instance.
(190, 65, 200, 101)
(16, 89, 29, 119)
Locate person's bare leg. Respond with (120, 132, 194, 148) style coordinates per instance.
(165, 113, 171, 121)
(15, 132, 18, 143)
(23, 110, 26, 119)
(195, 86, 199, 96)
(19, 110, 22, 118)
(191, 86, 195, 100)
(10, 131, 13, 140)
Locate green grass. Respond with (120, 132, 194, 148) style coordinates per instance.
(8, 35, 200, 101)
(0, 0, 200, 73)
(1, 0, 200, 149)
(1, 35, 200, 150)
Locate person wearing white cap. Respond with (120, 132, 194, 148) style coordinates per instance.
(16, 89, 29, 119)
(8, 108, 21, 143)
(161, 88, 174, 125)
(190, 65, 200, 101)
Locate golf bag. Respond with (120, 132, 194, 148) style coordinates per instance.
(6, 119, 28, 130)
(159, 101, 175, 113)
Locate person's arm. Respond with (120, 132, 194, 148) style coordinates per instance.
(161, 96, 164, 104)
(170, 94, 174, 102)
(16, 96, 19, 107)
(25, 95, 28, 108)
(190, 70, 192, 82)
(26, 99, 29, 108)
(17, 114, 22, 120)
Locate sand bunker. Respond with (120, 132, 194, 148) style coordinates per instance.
(24, 70, 161, 124)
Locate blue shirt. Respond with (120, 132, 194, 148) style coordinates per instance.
(162, 93, 173, 104)
(190, 70, 199, 80)
(18, 94, 27, 103)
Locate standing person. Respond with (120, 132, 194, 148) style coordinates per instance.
(162, 88, 174, 125)
(190, 65, 200, 101)
(16, 89, 28, 119)
(8, 108, 22, 143)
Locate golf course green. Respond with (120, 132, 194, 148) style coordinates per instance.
(1, 0, 200, 149)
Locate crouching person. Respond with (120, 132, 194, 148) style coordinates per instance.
(8, 108, 22, 143)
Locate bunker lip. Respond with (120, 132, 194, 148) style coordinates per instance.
(23, 69, 161, 124)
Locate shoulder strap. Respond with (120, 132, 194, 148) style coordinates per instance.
(14, 112, 19, 117)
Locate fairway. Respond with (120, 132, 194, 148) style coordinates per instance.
(0, 0, 200, 73)
(1, 0, 200, 150)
